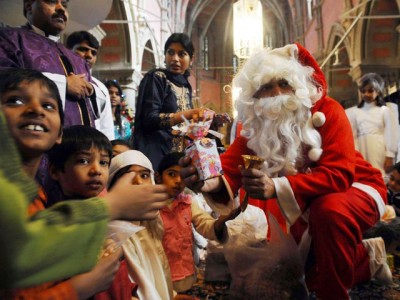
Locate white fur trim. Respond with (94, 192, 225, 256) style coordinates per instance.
(308, 148, 323, 161)
(312, 112, 326, 127)
(272, 177, 301, 225)
(352, 182, 386, 218)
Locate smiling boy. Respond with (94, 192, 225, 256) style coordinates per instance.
(0, 68, 63, 183)
(0, 69, 127, 299)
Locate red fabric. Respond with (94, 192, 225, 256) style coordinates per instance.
(1, 281, 78, 300)
(94, 259, 137, 300)
(239, 189, 287, 235)
(220, 96, 386, 299)
(27, 186, 47, 216)
(160, 194, 195, 282)
(305, 188, 378, 299)
(295, 43, 327, 96)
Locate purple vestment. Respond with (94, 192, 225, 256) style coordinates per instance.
(0, 25, 100, 205)
(0, 26, 97, 127)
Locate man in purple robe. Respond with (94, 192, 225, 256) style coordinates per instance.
(0, 0, 107, 129)
(0, 0, 112, 205)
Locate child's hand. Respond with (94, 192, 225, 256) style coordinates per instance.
(214, 207, 241, 241)
(106, 172, 169, 220)
(69, 247, 123, 299)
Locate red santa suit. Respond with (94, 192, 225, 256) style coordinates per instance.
(219, 44, 388, 299)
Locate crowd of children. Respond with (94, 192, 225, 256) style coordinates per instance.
(0, 67, 239, 299)
(2, 61, 400, 300)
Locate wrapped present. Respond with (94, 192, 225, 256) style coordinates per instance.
(183, 110, 223, 181)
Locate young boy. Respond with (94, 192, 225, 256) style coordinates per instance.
(48, 125, 112, 200)
(48, 125, 137, 300)
(0, 68, 118, 299)
(0, 68, 134, 299)
(156, 152, 240, 293)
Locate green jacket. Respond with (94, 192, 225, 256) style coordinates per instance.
(0, 111, 110, 288)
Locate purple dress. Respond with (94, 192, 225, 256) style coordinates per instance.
(0, 25, 97, 127)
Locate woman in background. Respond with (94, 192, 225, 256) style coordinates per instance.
(133, 33, 206, 170)
(105, 80, 132, 141)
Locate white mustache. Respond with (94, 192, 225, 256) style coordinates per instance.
(254, 94, 299, 120)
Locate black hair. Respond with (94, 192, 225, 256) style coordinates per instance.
(158, 151, 185, 175)
(0, 68, 64, 129)
(108, 165, 132, 190)
(111, 139, 132, 149)
(104, 80, 124, 135)
(66, 31, 100, 50)
(358, 73, 386, 108)
(164, 33, 194, 59)
(48, 125, 112, 172)
(390, 161, 400, 174)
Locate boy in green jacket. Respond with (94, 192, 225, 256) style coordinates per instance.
(0, 68, 168, 289)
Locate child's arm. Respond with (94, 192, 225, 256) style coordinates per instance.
(69, 247, 123, 299)
(213, 207, 241, 242)
(20, 247, 123, 300)
(191, 200, 240, 242)
(0, 109, 168, 288)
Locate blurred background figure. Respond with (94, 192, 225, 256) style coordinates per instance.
(66, 30, 115, 140)
(105, 80, 133, 142)
(346, 73, 398, 180)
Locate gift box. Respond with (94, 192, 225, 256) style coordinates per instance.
(186, 137, 223, 181)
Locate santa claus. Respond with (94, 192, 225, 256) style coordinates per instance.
(180, 43, 391, 299)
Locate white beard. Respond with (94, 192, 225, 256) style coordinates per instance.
(241, 94, 321, 177)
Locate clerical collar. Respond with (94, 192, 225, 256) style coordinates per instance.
(29, 23, 60, 42)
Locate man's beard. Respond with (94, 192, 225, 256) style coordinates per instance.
(241, 94, 321, 177)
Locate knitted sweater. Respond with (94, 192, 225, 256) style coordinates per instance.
(0, 111, 110, 288)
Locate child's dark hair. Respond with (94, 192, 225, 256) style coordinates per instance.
(66, 31, 100, 50)
(0, 68, 64, 129)
(108, 165, 131, 190)
(158, 151, 185, 175)
(111, 139, 132, 149)
(390, 161, 400, 174)
(48, 125, 112, 171)
(164, 33, 194, 59)
(358, 73, 386, 108)
(104, 80, 125, 135)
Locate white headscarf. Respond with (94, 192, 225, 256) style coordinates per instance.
(108, 150, 155, 188)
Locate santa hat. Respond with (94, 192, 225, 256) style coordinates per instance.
(295, 43, 327, 98)
(108, 150, 155, 188)
(0, 0, 112, 34)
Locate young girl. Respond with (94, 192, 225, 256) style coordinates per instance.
(346, 73, 398, 178)
(104, 80, 132, 142)
(108, 150, 174, 300)
(156, 152, 240, 293)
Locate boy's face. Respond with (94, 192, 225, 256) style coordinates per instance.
(160, 165, 185, 198)
(1, 80, 62, 159)
(50, 147, 110, 198)
(126, 165, 152, 186)
(388, 169, 400, 194)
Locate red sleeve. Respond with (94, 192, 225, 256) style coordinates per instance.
(286, 97, 356, 209)
(220, 136, 253, 194)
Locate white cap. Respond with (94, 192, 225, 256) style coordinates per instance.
(108, 150, 155, 188)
